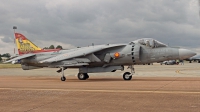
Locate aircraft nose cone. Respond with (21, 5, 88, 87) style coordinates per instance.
(179, 49, 196, 60)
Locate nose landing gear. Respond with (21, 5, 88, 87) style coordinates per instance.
(123, 65, 135, 80)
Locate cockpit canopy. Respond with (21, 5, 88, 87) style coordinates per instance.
(130, 38, 167, 48)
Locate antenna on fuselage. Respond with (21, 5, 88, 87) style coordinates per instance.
(13, 26, 17, 55)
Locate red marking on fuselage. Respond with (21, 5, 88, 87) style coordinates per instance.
(114, 52, 120, 58)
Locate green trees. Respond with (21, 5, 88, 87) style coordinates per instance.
(0, 53, 11, 58)
(56, 45, 63, 49)
(0, 53, 10, 62)
(43, 45, 63, 49)
(49, 45, 55, 49)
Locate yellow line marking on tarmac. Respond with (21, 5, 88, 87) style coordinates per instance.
(175, 67, 200, 75)
(0, 88, 199, 94)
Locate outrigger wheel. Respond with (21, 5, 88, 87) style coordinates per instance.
(61, 76, 66, 81)
(123, 72, 132, 80)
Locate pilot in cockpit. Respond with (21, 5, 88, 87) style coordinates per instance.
(144, 39, 156, 48)
(132, 38, 167, 48)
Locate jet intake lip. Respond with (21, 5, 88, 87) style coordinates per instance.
(179, 49, 196, 60)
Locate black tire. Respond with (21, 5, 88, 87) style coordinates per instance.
(198, 60, 200, 63)
(85, 73, 89, 79)
(61, 76, 66, 81)
(78, 73, 87, 80)
(123, 72, 132, 80)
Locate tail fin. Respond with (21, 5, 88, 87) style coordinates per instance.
(15, 33, 42, 55)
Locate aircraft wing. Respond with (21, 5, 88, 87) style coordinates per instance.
(4, 54, 36, 63)
(40, 44, 125, 63)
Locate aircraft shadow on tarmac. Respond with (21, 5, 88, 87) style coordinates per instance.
(26, 77, 125, 82)
(23, 77, 198, 82)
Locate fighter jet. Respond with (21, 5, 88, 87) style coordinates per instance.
(5, 32, 196, 81)
(185, 53, 200, 63)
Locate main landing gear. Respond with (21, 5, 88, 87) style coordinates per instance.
(57, 67, 90, 81)
(123, 65, 135, 80)
(77, 73, 89, 80)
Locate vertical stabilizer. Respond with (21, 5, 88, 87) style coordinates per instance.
(15, 33, 42, 55)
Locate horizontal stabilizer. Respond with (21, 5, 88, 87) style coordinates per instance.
(4, 54, 35, 63)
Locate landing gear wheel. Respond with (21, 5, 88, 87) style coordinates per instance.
(61, 76, 66, 81)
(78, 73, 87, 80)
(123, 72, 132, 80)
(85, 73, 89, 79)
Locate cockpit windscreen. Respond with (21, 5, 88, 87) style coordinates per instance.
(132, 38, 167, 48)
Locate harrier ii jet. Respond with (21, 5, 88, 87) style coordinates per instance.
(5, 32, 196, 81)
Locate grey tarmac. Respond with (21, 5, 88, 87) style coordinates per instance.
(0, 63, 199, 112)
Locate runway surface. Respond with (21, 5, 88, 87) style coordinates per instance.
(0, 63, 200, 112)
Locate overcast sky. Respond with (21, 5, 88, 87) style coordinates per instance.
(0, 0, 200, 54)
